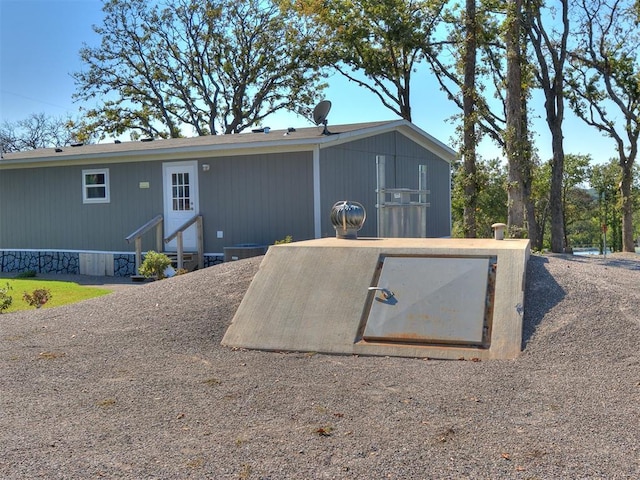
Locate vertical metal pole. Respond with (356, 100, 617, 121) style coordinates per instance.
(376, 155, 386, 237)
(419, 164, 428, 237)
(419, 165, 427, 204)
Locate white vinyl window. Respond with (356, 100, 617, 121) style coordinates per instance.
(82, 168, 110, 204)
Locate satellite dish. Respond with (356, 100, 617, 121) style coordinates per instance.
(313, 100, 332, 135)
(313, 100, 331, 125)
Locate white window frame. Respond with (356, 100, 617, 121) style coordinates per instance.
(82, 168, 110, 204)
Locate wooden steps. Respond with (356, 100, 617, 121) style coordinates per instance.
(164, 252, 198, 272)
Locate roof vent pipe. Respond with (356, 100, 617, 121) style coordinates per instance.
(492, 223, 506, 240)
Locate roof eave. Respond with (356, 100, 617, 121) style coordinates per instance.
(0, 120, 457, 168)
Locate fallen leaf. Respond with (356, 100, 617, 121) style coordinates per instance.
(39, 351, 66, 359)
(315, 426, 333, 437)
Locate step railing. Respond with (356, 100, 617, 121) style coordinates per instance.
(164, 215, 204, 271)
(125, 214, 164, 275)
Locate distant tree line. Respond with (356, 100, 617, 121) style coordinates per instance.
(0, 113, 83, 152)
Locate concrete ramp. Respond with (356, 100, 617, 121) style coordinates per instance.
(222, 238, 530, 360)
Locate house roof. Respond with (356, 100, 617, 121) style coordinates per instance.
(0, 120, 457, 168)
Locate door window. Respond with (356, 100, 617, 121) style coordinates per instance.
(171, 172, 191, 211)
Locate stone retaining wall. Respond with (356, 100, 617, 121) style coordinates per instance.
(0, 251, 224, 277)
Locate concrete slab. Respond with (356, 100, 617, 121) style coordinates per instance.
(222, 237, 530, 360)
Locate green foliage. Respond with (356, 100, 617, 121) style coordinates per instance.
(15, 270, 37, 279)
(287, 0, 445, 121)
(73, 0, 325, 139)
(139, 251, 173, 279)
(274, 235, 293, 245)
(22, 289, 52, 309)
(452, 157, 507, 238)
(1, 279, 111, 314)
(0, 282, 13, 313)
(590, 160, 624, 252)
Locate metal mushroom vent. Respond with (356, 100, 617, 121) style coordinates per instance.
(330, 201, 366, 239)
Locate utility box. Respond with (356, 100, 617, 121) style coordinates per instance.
(224, 244, 267, 262)
(378, 188, 429, 238)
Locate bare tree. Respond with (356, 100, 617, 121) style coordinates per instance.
(567, 0, 640, 252)
(525, 0, 570, 252)
(0, 113, 83, 152)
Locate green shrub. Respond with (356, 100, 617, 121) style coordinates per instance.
(23, 288, 52, 309)
(16, 270, 37, 279)
(0, 282, 13, 313)
(139, 250, 173, 279)
(274, 235, 293, 245)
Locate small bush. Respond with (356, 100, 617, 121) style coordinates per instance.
(23, 288, 52, 309)
(0, 282, 13, 313)
(274, 235, 293, 245)
(139, 251, 173, 279)
(16, 270, 37, 279)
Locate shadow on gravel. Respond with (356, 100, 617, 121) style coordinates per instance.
(521, 255, 565, 349)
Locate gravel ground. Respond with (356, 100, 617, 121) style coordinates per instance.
(0, 253, 639, 479)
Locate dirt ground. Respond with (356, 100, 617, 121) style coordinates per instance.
(1, 253, 639, 479)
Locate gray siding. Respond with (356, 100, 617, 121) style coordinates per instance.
(198, 152, 315, 253)
(0, 162, 163, 252)
(319, 131, 451, 237)
(1, 128, 450, 257)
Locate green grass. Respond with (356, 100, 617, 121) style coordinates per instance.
(0, 278, 112, 314)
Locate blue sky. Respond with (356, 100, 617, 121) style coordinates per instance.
(0, 0, 619, 163)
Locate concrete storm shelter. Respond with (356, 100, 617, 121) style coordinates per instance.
(223, 234, 531, 361)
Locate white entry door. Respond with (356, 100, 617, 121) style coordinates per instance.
(163, 161, 199, 251)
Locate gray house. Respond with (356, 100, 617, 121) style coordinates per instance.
(0, 120, 455, 276)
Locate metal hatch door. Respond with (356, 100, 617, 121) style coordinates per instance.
(363, 256, 492, 345)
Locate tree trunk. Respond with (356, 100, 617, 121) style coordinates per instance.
(549, 123, 566, 252)
(462, 0, 478, 238)
(522, 97, 540, 248)
(505, 0, 527, 237)
(620, 162, 635, 252)
(525, 0, 568, 252)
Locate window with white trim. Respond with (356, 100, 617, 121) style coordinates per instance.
(82, 168, 110, 204)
